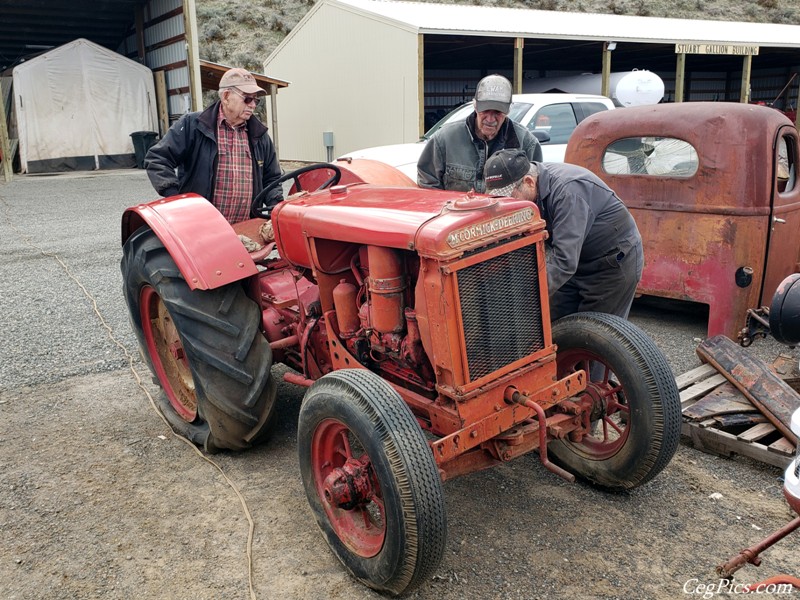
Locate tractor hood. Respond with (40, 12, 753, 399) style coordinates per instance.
(273, 184, 543, 268)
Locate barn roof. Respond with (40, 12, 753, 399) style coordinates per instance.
(331, 0, 800, 47)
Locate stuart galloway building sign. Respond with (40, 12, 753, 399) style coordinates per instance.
(675, 43, 759, 55)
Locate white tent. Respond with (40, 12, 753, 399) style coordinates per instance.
(12, 38, 158, 173)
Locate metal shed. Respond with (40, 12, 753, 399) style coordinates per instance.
(0, 0, 203, 181)
(263, 0, 800, 162)
(0, 0, 288, 180)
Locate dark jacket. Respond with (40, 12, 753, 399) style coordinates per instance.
(144, 101, 283, 215)
(535, 162, 641, 294)
(417, 113, 542, 192)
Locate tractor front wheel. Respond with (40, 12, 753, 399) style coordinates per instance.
(298, 370, 446, 596)
(122, 227, 277, 451)
(550, 312, 681, 491)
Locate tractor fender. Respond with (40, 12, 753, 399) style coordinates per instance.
(121, 194, 258, 290)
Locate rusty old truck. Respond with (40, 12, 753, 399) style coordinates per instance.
(565, 102, 800, 340)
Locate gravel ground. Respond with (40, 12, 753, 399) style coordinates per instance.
(1, 169, 798, 600)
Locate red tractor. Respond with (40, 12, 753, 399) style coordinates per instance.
(121, 161, 681, 595)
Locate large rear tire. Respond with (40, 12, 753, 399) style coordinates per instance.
(550, 312, 681, 491)
(121, 226, 277, 451)
(298, 370, 446, 596)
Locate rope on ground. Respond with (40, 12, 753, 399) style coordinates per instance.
(1, 197, 258, 600)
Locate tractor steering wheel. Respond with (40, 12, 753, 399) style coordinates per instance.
(251, 163, 342, 219)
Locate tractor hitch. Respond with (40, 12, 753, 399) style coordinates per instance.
(505, 388, 576, 483)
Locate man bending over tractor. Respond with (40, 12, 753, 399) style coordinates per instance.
(484, 149, 643, 320)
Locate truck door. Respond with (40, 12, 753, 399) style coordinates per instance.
(761, 126, 800, 304)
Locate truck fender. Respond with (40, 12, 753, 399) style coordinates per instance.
(121, 194, 258, 290)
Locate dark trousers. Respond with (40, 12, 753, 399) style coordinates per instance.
(549, 241, 644, 322)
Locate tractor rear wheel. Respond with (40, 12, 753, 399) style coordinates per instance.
(121, 226, 277, 451)
(297, 370, 446, 596)
(550, 312, 681, 491)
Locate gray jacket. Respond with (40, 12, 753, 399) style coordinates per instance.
(417, 113, 542, 193)
(535, 162, 641, 294)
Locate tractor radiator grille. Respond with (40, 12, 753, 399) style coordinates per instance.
(457, 243, 545, 381)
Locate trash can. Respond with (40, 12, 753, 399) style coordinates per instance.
(130, 131, 158, 169)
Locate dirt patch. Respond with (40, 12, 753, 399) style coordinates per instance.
(1, 362, 798, 600)
(1, 170, 797, 599)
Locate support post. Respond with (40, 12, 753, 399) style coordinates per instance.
(270, 83, 279, 159)
(418, 34, 425, 138)
(135, 5, 146, 62)
(154, 70, 169, 137)
(513, 37, 524, 94)
(0, 98, 12, 183)
(796, 74, 800, 130)
(740, 55, 752, 104)
(675, 53, 686, 103)
(601, 43, 612, 98)
(182, 0, 203, 111)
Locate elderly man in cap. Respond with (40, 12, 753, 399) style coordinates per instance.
(484, 149, 643, 321)
(145, 67, 283, 224)
(417, 74, 542, 193)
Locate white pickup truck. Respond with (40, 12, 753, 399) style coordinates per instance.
(339, 93, 616, 180)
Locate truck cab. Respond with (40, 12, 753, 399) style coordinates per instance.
(565, 102, 800, 339)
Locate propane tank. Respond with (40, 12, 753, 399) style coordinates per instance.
(332, 279, 360, 337)
(523, 70, 665, 107)
(367, 246, 405, 334)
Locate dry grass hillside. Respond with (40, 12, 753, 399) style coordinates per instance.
(196, 0, 799, 74)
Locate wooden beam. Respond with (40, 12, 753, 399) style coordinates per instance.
(418, 33, 425, 138)
(796, 74, 800, 130)
(601, 43, 612, 98)
(182, 0, 202, 111)
(696, 335, 800, 444)
(153, 70, 169, 137)
(675, 363, 717, 389)
(740, 54, 752, 103)
(0, 88, 12, 183)
(270, 83, 279, 159)
(513, 38, 524, 94)
(675, 53, 686, 103)
(135, 5, 146, 61)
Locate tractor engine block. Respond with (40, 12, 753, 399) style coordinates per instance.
(332, 245, 433, 391)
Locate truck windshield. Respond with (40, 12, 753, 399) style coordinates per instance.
(422, 102, 535, 140)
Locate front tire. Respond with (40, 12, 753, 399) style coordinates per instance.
(121, 227, 277, 451)
(298, 370, 446, 596)
(550, 312, 681, 491)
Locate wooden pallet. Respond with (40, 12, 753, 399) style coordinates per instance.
(678, 363, 797, 469)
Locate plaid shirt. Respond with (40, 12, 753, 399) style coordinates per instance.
(211, 105, 254, 224)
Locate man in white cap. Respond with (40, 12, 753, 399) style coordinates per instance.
(484, 149, 643, 321)
(417, 74, 542, 193)
(145, 67, 283, 224)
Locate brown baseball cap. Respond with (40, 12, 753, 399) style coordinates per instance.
(219, 67, 267, 96)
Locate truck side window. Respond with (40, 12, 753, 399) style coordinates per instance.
(529, 104, 578, 145)
(577, 102, 612, 120)
(603, 137, 698, 177)
(777, 135, 796, 194)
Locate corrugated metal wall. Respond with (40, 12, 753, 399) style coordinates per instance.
(264, 3, 419, 162)
(120, 0, 190, 120)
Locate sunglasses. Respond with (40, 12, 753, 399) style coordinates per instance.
(229, 88, 261, 106)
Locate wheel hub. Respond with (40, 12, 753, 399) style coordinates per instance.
(580, 383, 608, 422)
(322, 456, 374, 510)
(140, 286, 197, 421)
